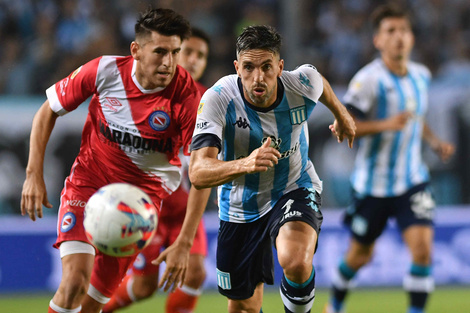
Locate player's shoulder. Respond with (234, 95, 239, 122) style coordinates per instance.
(93, 55, 131, 79)
(407, 60, 432, 80)
(281, 64, 322, 93)
(205, 74, 240, 99)
(172, 66, 201, 97)
(349, 59, 384, 85)
(356, 59, 383, 77)
(282, 64, 320, 81)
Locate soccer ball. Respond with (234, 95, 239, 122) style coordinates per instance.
(84, 183, 158, 257)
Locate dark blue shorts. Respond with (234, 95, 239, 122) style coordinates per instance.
(344, 183, 434, 245)
(216, 187, 323, 300)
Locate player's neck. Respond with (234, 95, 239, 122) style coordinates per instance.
(382, 55, 408, 76)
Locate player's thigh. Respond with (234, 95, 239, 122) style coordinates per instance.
(395, 183, 434, 231)
(344, 193, 391, 244)
(227, 283, 264, 313)
(61, 253, 94, 281)
(59, 241, 95, 284)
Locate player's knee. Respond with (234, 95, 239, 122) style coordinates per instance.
(228, 299, 260, 313)
(280, 257, 311, 282)
(411, 244, 432, 264)
(58, 270, 90, 305)
(185, 264, 206, 288)
(133, 278, 158, 299)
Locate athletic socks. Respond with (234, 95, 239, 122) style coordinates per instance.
(48, 300, 81, 313)
(404, 264, 434, 313)
(329, 260, 357, 313)
(280, 268, 316, 313)
(101, 275, 135, 313)
(165, 285, 202, 313)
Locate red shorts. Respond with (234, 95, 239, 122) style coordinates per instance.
(132, 186, 208, 276)
(54, 173, 163, 297)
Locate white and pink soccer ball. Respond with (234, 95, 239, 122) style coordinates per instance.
(84, 183, 158, 257)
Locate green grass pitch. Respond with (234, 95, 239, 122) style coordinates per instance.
(1, 287, 469, 312)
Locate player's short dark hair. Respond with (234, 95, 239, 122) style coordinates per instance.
(371, 4, 411, 31)
(190, 27, 211, 49)
(236, 25, 282, 58)
(135, 8, 191, 42)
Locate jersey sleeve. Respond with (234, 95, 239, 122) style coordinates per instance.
(178, 89, 201, 156)
(191, 86, 227, 152)
(46, 57, 101, 116)
(285, 64, 324, 103)
(342, 69, 377, 117)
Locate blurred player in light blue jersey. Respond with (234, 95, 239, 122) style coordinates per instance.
(157, 25, 356, 313)
(324, 4, 455, 313)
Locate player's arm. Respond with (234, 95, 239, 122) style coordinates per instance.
(347, 109, 412, 138)
(422, 121, 455, 162)
(188, 137, 281, 189)
(319, 76, 356, 148)
(21, 100, 59, 221)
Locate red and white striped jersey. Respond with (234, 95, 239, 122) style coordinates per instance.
(46, 55, 201, 201)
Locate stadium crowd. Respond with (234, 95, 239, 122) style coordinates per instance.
(1, 0, 469, 93)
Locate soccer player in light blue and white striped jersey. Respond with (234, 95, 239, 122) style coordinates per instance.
(325, 4, 455, 313)
(164, 25, 356, 313)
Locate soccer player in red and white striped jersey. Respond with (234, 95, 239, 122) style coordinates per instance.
(20, 8, 211, 313)
(103, 27, 211, 313)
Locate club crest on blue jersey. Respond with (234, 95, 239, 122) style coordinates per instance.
(60, 212, 76, 232)
(290, 106, 306, 125)
(149, 111, 170, 131)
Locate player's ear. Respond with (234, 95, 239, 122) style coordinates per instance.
(234, 60, 241, 77)
(131, 41, 140, 60)
(278, 59, 284, 77)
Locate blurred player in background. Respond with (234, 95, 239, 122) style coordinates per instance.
(102, 27, 211, 313)
(157, 25, 356, 313)
(324, 4, 455, 313)
(20, 8, 210, 313)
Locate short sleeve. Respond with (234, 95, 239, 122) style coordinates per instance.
(191, 86, 227, 150)
(285, 64, 324, 103)
(342, 70, 377, 115)
(46, 57, 100, 115)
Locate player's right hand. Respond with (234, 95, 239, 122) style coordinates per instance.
(241, 137, 281, 173)
(20, 174, 52, 221)
(386, 111, 412, 131)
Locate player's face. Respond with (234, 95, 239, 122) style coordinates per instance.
(179, 37, 209, 81)
(234, 49, 284, 108)
(131, 31, 182, 89)
(374, 17, 414, 61)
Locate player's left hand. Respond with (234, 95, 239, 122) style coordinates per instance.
(153, 242, 191, 292)
(433, 140, 455, 162)
(329, 115, 356, 148)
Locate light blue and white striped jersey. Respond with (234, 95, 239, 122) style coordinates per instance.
(344, 58, 431, 197)
(192, 64, 323, 223)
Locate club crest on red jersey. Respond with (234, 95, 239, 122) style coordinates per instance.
(149, 111, 170, 131)
(60, 212, 76, 233)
